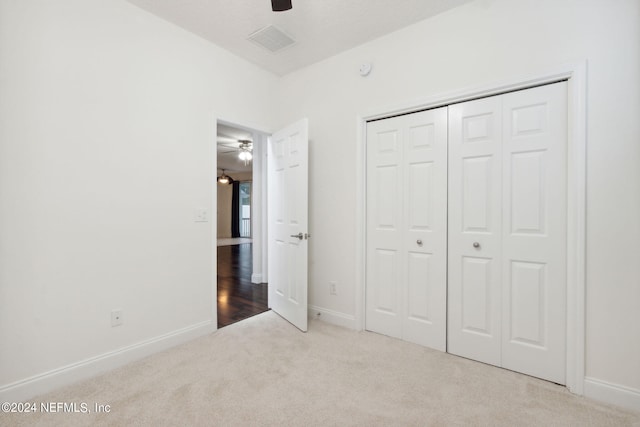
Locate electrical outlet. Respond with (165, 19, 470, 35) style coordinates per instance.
(111, 309, 123, 327)
(329, 281, 337, 295)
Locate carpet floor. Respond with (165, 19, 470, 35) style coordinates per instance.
(3, 311, 639, 426)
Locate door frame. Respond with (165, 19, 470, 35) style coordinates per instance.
(212, 117, 271, 328)
(355, 61, 587, 395)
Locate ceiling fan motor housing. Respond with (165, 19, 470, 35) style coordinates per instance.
(271, 0, 292, 12)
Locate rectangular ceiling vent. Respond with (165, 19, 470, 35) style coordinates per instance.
(248, 25, 295, 53)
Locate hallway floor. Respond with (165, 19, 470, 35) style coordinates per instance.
(217, 243, 268, 328)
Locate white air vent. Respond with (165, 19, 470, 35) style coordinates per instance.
(248, 25, 295, 53)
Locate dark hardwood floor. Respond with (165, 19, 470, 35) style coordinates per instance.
(217, 243, 269, 328)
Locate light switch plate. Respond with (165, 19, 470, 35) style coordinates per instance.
(194, 208, 208, 222)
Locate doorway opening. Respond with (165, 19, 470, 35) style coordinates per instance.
(216, 121, 269, 328)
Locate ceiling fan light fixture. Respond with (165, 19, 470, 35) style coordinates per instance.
(238, 140, 253, 165)
(271, 0, 292, 12)
(217, 170, 234, 185)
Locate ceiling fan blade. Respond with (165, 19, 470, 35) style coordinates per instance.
(217, 136, 237, 143)
(271, 0, 292, 12)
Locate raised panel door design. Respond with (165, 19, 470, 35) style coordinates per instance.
(273, 163, 286, 299)
(408, 123, 434, 149)
(367, 83, 568, 385)
(375, 165, 399, 229)
(377, 130, 399, 154)
(408, 162, 433, 231)
(289, 131, 300, 156)
(374, 249, 398, 314)
(449, 83, 567, 382)
(367, 107, 447, 351)
(274, 139, 285, 158)
(463, 113, 493, 142)
(462, 156, 493, 232)
(407, 252, 432, 322)
(448, 96, 502, 367)
(402, 108, 448, 351)
(509, 261, 546, 347)
(501, 82, 567, 384)
(511, 103, 546, 137)
(268, 119, 309, 332)
(287, 238, 302, 304)
(366, 119, 403, 339)
(461, 256, 493, 336)
(510, 150, 546, 235)
(274, 240, 286, 297)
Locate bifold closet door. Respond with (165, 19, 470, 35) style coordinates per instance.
(447, 82, 568, 384)
(447, 96, 503, 366)
(366, 107, 447, 351)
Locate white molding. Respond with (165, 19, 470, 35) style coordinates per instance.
(584, 377, 640, 413)
(360, 62, 582, 121)
(564, 61, 587, 396)
(355, 61, 587, 395)
(251, 273, 263, 284)
(211, 113, 219, 332)
(308, 305, 357, 330)
(354, 114, 367, 331)
(0, 320, 214, 402)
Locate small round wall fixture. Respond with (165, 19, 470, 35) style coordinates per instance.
(359, 62, 372, 77)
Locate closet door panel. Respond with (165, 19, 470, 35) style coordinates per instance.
(448, 97, 503, 366)
(402, 108, 448, 351)
(501, 82, 567, 384)
(366, 119, 404, 338)
(366, 107, 447, 352)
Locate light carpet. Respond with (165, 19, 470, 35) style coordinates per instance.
(4, 311, 639, 426)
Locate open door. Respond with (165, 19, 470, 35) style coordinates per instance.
(268, 118, 309, 332)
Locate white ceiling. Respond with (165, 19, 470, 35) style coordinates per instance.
(126, 0, 473, 76)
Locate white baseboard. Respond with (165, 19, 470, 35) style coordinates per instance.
(0, 320, 214, 402)
(584, 377, 640, 413)
(308, 305, 357, 330)
(251, 273, 263, 284)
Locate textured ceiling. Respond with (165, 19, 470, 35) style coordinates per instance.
(127, 0, 473, 76)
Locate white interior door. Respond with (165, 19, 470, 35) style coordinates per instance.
(500, 83, 567, 383)
(448, 83, 567, 384)
(268, 118, 309, 332)
(366, 107, 448, 351)
(447, 96, 503, 366)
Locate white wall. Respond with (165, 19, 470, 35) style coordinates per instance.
(276, 0, 640, 407)
(216, 172, 252, 239)
(0, 0, 276, 398)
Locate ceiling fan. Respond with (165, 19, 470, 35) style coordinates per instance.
(271, 0, 292, 12)
(218, 139, 253, 165)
